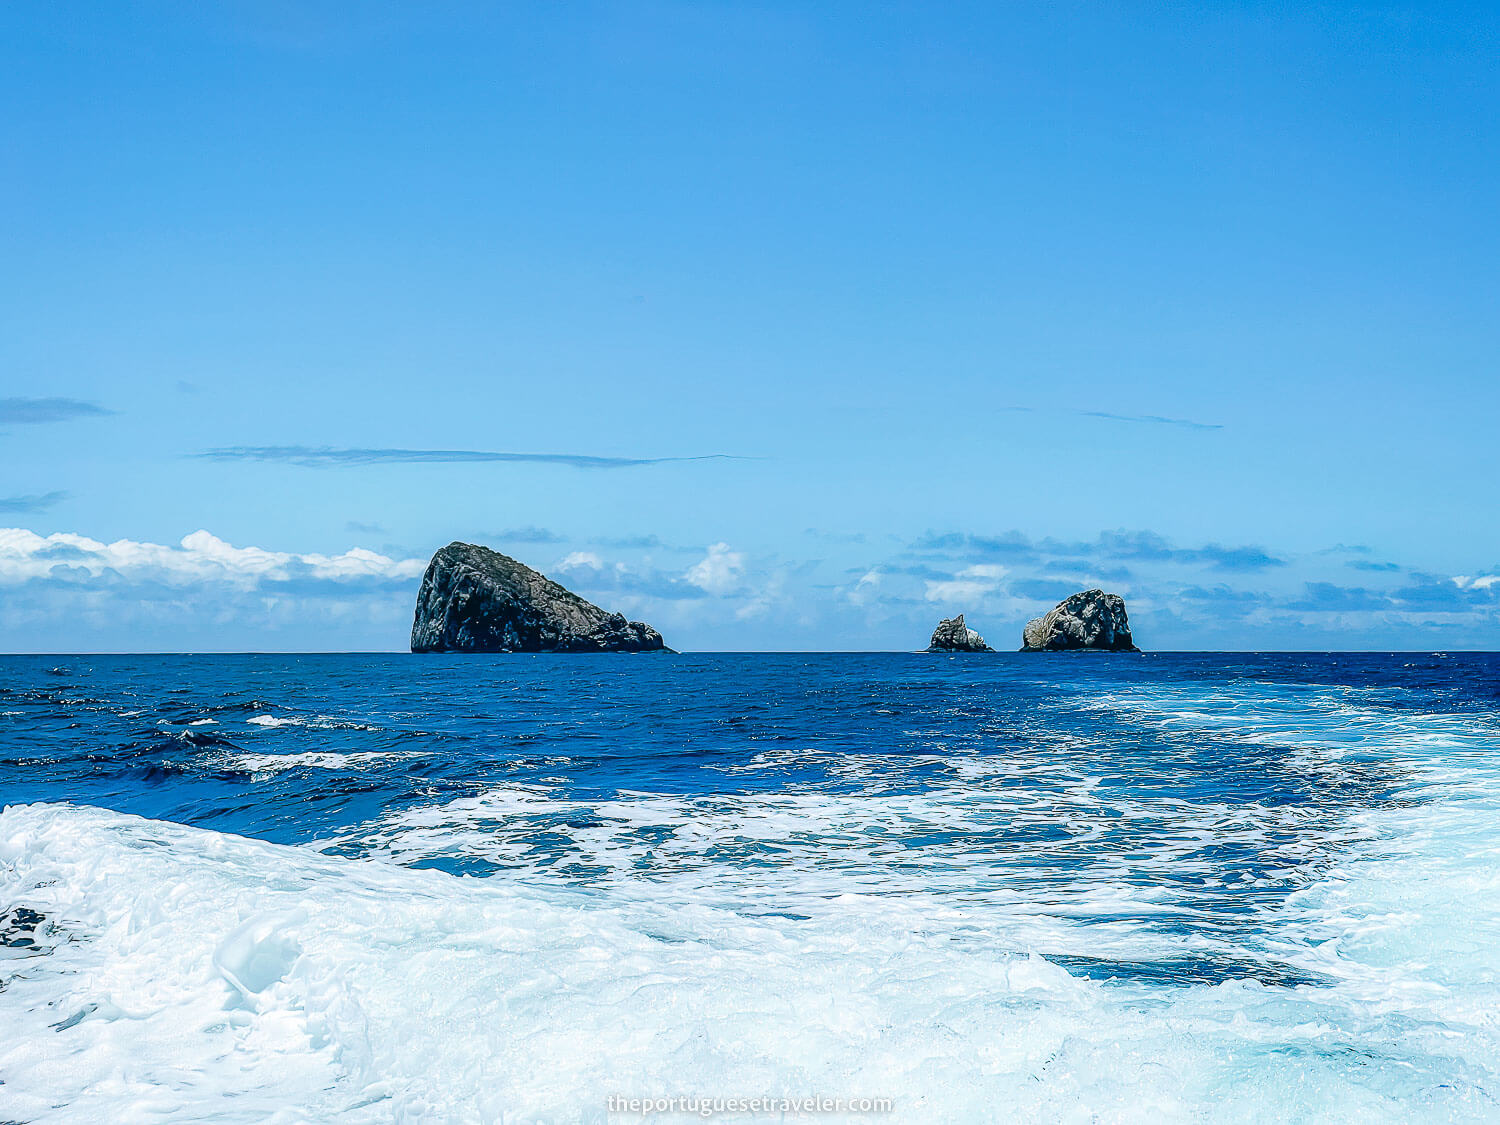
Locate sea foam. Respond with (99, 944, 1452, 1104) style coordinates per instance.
(3, 753, 1498, 1123)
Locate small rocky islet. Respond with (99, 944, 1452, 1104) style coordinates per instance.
(926, 614, 995, 652)
(1020, 588, 1139, 652)
(927, 589, 1141, 653)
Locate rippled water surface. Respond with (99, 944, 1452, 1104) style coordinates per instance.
(2, 652, 1498, 1122)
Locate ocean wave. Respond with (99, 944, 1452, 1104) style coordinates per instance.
(247, 714, 381, 731)
(215, 750, 421, 777)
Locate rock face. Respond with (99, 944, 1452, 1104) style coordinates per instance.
(1021, 589, 1140, 652)
(411, 542, 670, 653)
(927, 614, 995, 652)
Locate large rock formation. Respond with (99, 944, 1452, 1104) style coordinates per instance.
(411, 542, 670, 653)
(1021, 589, 1140, 652)
(927, 614, 995, 652)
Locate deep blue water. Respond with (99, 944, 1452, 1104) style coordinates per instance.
(3, 652, 1499, 1121)
(8, 652, 1495, 845)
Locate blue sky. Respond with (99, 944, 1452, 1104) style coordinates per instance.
(2, 2, 1497, 651)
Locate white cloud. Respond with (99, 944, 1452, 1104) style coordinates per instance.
(1454, 574, 1500, 590)
(924, 564, 1007, 603)
(732, 569, 788, 621)
(847, 568, 883, 606)
(0, 527, 430, 649)
(0, 528, 426, 587)
(686, 542, 744, 595)
(555, 550, 605, 573)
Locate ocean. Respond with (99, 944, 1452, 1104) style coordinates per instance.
(1, 652, 1497, 1122)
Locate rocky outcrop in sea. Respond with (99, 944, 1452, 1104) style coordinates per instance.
(1021, 589, 1140, 652)
(410, 542, 670, 653)
(927, 614, 995, 652)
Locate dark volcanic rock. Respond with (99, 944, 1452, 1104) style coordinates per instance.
(926, 614, 995, 652)
(411, 542, 670, 653)
(1021, 589, 1140, 652)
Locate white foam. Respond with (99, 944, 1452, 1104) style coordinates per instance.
(247, 714, 296, 727)
(220, 751, 417, 777)
(246, 714, 378, 731)
(2, 791, 1497, 1122)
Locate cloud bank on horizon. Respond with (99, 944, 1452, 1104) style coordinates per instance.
(1, 525, 1495, 652)
(0, 528, 425, 586)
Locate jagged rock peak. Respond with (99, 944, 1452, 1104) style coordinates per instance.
(410, 542, 670, 654)
(927, 614, 995, 652)
(1021, 589, 1140, 652)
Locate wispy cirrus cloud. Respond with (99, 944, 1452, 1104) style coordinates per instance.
(0, 491, 69, 514)
(0, 398, 115, 424)
(196, 446, 747, 469)
(1077, 410, 1221, 431)
(1000, 406, 1220, 431)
